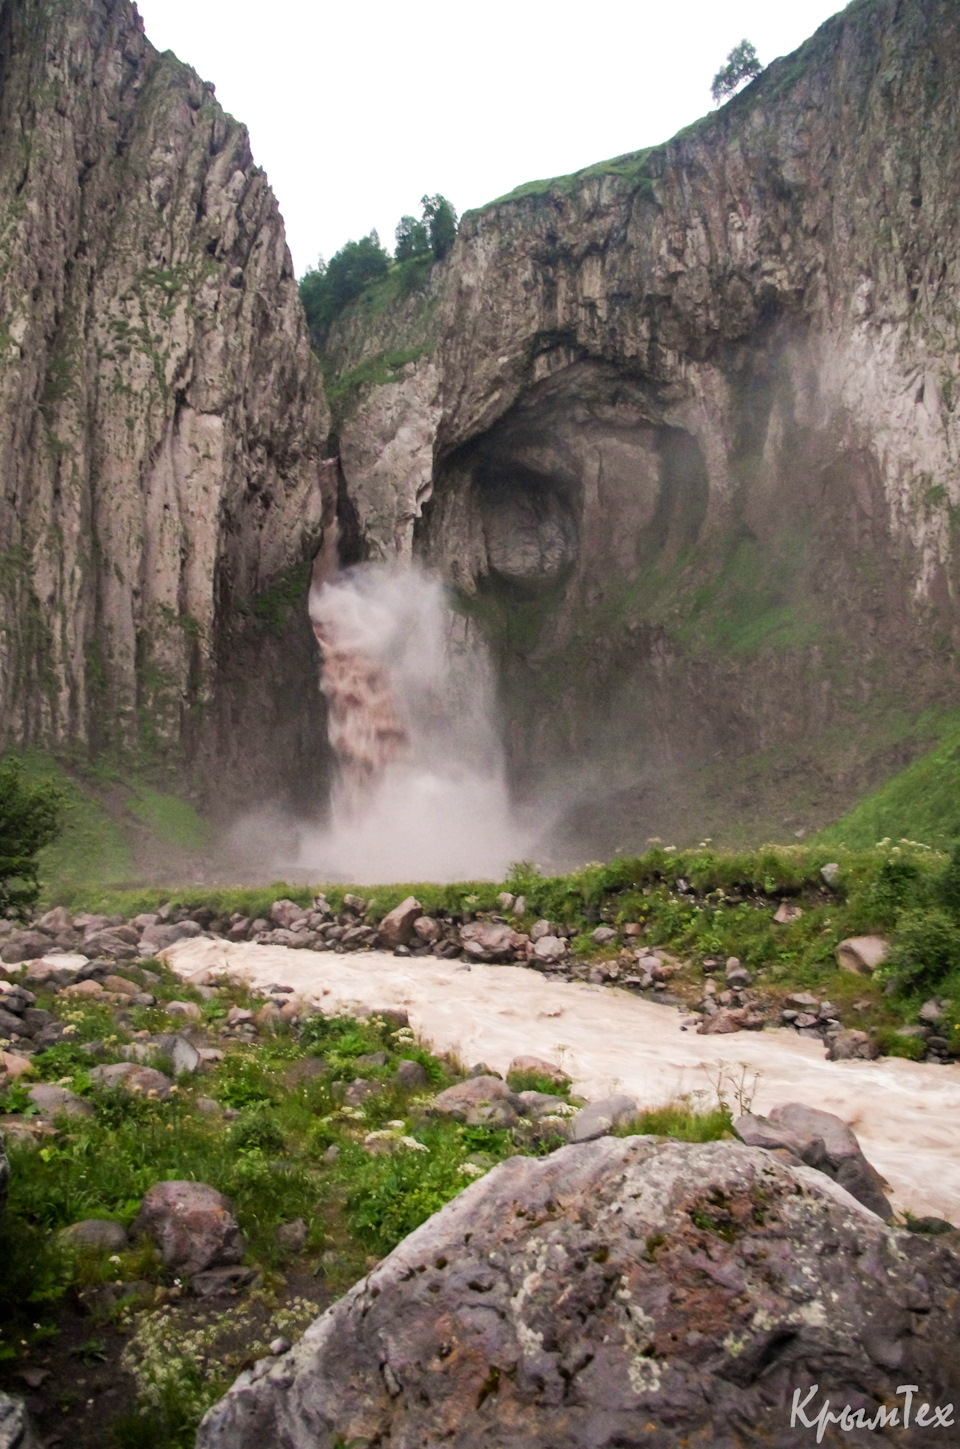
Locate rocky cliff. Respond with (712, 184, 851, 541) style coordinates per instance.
(0, 0, 334, 808)
(326, 0, 960, 852)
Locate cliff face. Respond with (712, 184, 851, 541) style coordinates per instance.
(0, 0, 334, 807)
(327, 0, 960, 849)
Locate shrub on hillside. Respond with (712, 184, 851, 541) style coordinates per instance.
(0, 758, 65, 918)
(299, 231, 390, 345)
(884, 907, 960, 995)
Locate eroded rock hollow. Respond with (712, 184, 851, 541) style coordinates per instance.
(326, 0, 960, 851)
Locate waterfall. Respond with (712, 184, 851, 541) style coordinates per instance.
(299, 564, 530, 883)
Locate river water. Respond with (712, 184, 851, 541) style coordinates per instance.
(165, 937, 960, 1225)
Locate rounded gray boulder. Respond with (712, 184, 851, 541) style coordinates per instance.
(195, 1137, 960, 1448)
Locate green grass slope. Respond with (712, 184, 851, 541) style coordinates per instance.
(816, 722, 960, 851)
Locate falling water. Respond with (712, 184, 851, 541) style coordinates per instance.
(295, 563, 531, 883)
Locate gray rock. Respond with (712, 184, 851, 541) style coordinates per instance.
(60, 1218, 128, 1251)
(919, 998, 945, 1023)
(835, 935, 889, 974)
(826, 1028, 879, 1061)
(737, 1103, 893, 1219)
(37, 907, 72, 934)
(270, 899, 306, 930)
(411, 916, 439, 944)
(396, 1059, 428, 1090)
(459, 921, 524, 961)
(26, 1084, 93, 1118)
(0, 1389, 41, 1449)
(131, 1181, 244, 1275)
(191, 1265, 259, 1298)
(529, 919, 553, 942)
(427, 1075, 523, 1127)
(517, 1090, 569, 1121)
(196, 1138, 960, 1449)
(591, 925, 617, 945)
(532, 934, 565, 963)
(0, 1008, 25, 1038)
(377, 896, 422, 948)
(89, 1062, 173, 1098)
(568, 1093, 638, 1142)
(275, 1218, 308, 1252)
(820, 862, 840, 887)
(0, 932, 50, 964)
(139, 920, 203, 952)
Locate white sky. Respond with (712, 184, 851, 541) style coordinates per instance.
(134, 0, 846, 277)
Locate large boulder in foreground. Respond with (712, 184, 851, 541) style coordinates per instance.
(195, 1138, 960, 1448)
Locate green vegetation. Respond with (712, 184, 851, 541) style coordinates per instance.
(816, 719, 960, 850)
(126, 788, 210, 854)
(3, 752, 220, 900)
(711, 39, 763, 103)
(240, 559, 312, 639)
(325, 345, 430, 412)
(0, 756, 65, 917)
(299, 232, 391, 345)
(300, 196, 457, 351)
(395, 195, 457, 262)
(485, 145, 660, 208)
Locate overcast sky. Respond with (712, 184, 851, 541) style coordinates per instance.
(135, 0, 846, 277)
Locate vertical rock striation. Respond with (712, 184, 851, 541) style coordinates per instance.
(0, 0, 333, 803)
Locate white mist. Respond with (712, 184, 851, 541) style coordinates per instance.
(297, 563, 531, 883)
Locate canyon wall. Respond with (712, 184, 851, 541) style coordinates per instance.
(0, 0, 335, 808)
(327, 0, 960, 851)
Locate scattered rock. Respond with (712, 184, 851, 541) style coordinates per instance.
(191, 1265, 259, 1298)
(197, 1138, 960, 1449)
(773, 901, 803, 924)
(26, 1084, 93, 1119)
(411, 916, 439, 944)
(531, 934, 565, 964)
(737, 1102, 892, 1218)
(919, 998, 945, 1023)
(820, 862, 841, 887)
(0, 1052, 33, 1080)
(459, 921, 524, 961)
(426, 1076, 522, 1128)
(102, 973, 140, 995)
(507, 1055, 571, 1086)
(89, 1063, 173, 1099)
(270, 899, 306, 930)
(275, 1218, 308, 1252)
(835, 935, 889, 974)
(0, 931, 51, 964)
(697, 1007, 765, 1034)
(79, 928, 138, 960)
(826, 1029, 879, 1061)
(59, 1218, 128, 1252)
(567, 1093, 638, 1142)
(140, 920, 203, 952)
(906, 1215, 957, 1235)
(591, 925, 617, 945)
(131, 1181, 244, 1275)
(529, 919, 553, 942)
(0, 1389, 41, 1449)
(395, 1059, 428, 1090)
(344, 1078, 379, 1107)
(377, 897, 423, 948)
